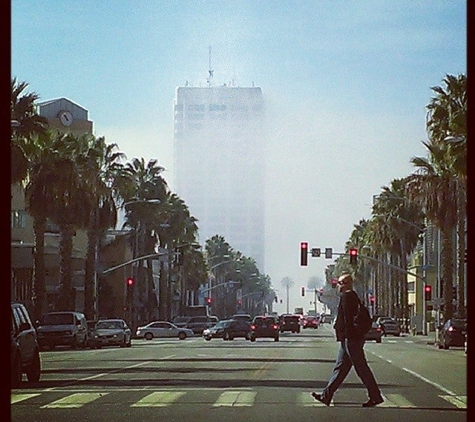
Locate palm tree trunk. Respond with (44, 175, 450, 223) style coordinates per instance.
(59, 224, 75, 311)
(33, 217, 47, 320)
(440, 227, 455, 320)
(456, 180, 466, 317)
(84, 228, 99, 320)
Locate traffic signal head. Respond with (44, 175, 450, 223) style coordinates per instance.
(301, 286, 305, 296)
(300, 242, 308, 266)
(126, 277, 134, 287)
(349, 248, 358, 265)
(424, 284, 432, 301)
(205, 297, 212, 305)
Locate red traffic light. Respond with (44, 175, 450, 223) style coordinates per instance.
(126, 277, 134, 286)
(424, 285, 432, 301)
(205, 297, 212, 304)
(300, 242, 308, 266)
(349, 248, 358, 265)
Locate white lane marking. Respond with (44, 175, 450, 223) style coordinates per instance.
(402, 367, 457, 396)
(440, 395, 467, 409)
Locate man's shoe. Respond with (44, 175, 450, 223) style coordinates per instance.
(362, 398, 384, 407)
(311, 392, 330, 406)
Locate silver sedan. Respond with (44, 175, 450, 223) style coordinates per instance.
(136, 321, 194, 340)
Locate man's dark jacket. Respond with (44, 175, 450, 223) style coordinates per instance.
(333, 290, 363, 341)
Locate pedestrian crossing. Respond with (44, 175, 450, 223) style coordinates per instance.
(11, 390, 467, 409)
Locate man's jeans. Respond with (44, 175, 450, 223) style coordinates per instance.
(321, 338, 383, 403)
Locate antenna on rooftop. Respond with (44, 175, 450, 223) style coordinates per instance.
(207, 45, 214, 87)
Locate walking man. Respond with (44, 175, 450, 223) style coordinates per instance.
(312, 272, 384, 407)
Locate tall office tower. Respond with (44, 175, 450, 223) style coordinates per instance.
(173, 85, 266, 272)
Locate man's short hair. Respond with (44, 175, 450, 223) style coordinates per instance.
(338, 273, 353, 285)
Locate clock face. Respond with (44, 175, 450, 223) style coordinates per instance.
(59, 110, 73, 126)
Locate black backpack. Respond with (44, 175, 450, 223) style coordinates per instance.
(353, 297, 372, 335)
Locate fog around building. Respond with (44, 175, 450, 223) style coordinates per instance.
(11, 1, 466, 314)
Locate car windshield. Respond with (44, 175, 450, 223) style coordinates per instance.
(96, 321, 122, 329)
(42, 314, 75, 325)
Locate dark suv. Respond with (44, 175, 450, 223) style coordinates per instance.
(279, 314, 301, 333)
(11, 303, 41, 388)
(249, 316, 280, 342)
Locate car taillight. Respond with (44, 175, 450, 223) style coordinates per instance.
(273, 324, 278, 329)
(448, 326, 454, 332)
(250, 324, 256, 330)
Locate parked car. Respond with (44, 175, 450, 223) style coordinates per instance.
(136, 321, 194, 340)
(279, 314, 301, 333)
(11, 302, 41, 388)
(36, 311, 88, 350)
(301, 315, 319, 329)
(438, 318, 466, 350)
(249, 315, 280, 342)
(376, 317, 401, 337)
(186, 315, 219, 335)
(364, 322, 383, 343)
(89, 318, 132, 348)
(171, 316, 192, 328)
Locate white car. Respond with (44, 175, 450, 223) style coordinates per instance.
(89, 318, 132, 348)
(136, 321, 194, 340)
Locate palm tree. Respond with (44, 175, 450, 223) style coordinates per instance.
(425, 73, 467, 318)
(280, 277, 294, 314)
(406, 140, 458, 321)
(25, 130, 96, 312)
(120, 157, 168, 324)
(371, 179, 425, 323)
(82, 137, 127, 320)
(11, 78, 47, 185)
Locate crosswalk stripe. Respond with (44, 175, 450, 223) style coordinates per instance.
(41, 393, 106, 409)
(381, 393, 415, 407)
(440, 395, 467, 408)
(131, 391, 186, 407)
(213, 391, 257, 407)
(12, 390, 467, 409)
(11, 393, 40, 404)
(299, 392, 333, 407)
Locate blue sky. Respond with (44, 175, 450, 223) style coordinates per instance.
(12, 1, 466, 314)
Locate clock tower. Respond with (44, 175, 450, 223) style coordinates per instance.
(37, 97, 93, 134)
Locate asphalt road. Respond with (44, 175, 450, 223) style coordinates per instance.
(11, 325, 467, 422)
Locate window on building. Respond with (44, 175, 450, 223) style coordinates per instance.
(11, 210, 27, 229)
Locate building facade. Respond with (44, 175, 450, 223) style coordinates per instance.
(173, 86, 266, 272)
